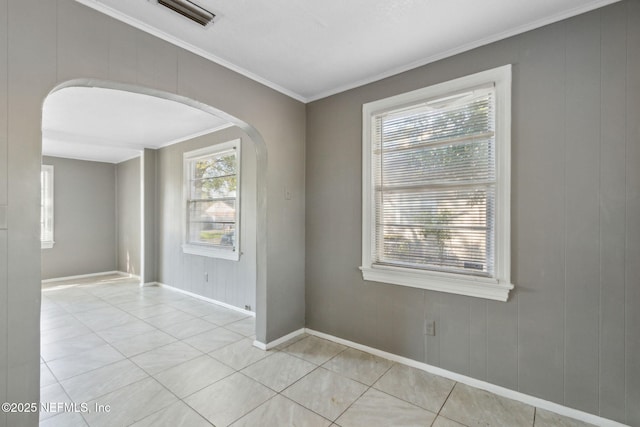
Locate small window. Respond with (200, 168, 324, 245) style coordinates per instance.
(182, 139, 241, 261)
(361, 65, 513, 301)
(41, 165, 54, 249)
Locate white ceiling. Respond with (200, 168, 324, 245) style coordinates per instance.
(76, 0, 618, 102)
(42, 87, 231, 163)
(46, 0, 618, 163)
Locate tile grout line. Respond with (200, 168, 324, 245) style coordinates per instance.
(267, 337, 349, 423)
(39, 276, 246, 426)
(40, 276, 565, 427)
(436, 380, 458, 417)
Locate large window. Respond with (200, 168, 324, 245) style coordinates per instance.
(361, 65, 513, 301)
(41, 164, 54, 249)
(183, 139, 241, 261)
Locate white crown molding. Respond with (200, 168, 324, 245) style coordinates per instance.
(75, 0, 619, 104)
(306, 0, 622, 102)
(156, 122, 234, 149)
(73, 0, 307, 103)
(43, 122, 233, 151)
(43, 129, 148, 151)
(43, 122, 233, 164)
(42, 151, 142, 165)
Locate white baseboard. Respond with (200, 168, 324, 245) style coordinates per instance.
(116, 271, 141, 280)
(253, 328, 305, 351)
(304, 329, 628, 427)
(155, 282, 255, 317)
(42, 270, 121, 285)
(36, 268, 629, 427)
(253, 341, 267, 350)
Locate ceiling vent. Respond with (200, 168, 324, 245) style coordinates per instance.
(155, 0, 215, 27)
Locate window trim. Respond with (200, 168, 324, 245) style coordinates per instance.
(182, 139, 241, 261)
(41, 164, 55, 249)
(360, 65, 513, 301)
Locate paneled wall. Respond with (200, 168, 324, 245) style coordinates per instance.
(305, 2, 639, 424)
(156, 127, 257, 311)
(39, 156, 140, 281)
(142, 149, 157, 284)
(0, 1, 6, 423)
(116, 156, 141, 276)
(40, 156, 117, 280)
(0, 0, 306, 424)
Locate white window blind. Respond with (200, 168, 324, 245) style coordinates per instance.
(372, 87, 495, 276)
(183, 139, 241, 260)
(41, 165, 54, 249)
(361, 65, 513, 301)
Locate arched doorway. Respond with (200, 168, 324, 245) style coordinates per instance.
(42, 78, 268, 339)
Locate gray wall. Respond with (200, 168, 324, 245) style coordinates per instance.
(157, 127, 257, 311)
(41, 156, 116, 280)
(0, 0, 306, 425)
(116, 156, 141, 276)
(142, 148, 157, 284)
(305, 2, 639, 425)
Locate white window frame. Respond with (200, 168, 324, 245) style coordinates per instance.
(360, 65, 514, 301)
(41, 164, 55, 249)
(182, 139, 241, 261)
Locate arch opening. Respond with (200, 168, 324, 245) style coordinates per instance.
(42, 78, 268, 341)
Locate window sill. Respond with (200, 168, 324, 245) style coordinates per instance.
(182, 244, 239, 261)
(41, 241, 55, 249)
(360, 265, 513, 301)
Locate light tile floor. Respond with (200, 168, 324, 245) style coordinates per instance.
(40, 274, 596, 427)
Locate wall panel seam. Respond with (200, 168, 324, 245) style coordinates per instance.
(2, 0, 7, 415)
(597, 10, 603, 416)
(623, 1, 629, 420)
(562, 18, 568, 405)
(598, 10, 604, 416)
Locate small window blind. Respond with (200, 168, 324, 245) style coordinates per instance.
(186, 146, 238, 251)
(41, 165, 54, 246)
(371, 86, 496, 277)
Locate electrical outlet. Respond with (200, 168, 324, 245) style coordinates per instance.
(284, 187, 292, 200)
(425, 319, 436, 336)
(204, 272, 208, 282)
